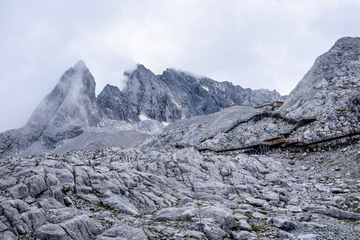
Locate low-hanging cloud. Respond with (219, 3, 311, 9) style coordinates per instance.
(0, 0, 360, 132)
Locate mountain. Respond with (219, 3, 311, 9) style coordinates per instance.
(275, 37, 360, 140)
(0, 62, 282, 158)
(140, 37, 360, 151)
(1, 37, 360, 240)
(97, 65, 282, 123)
(0, 61, 104, 156)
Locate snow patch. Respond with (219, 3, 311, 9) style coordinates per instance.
(201, 85, 209, 92)
(162, 122, 169, 127)
(139, 114, 150, 121)
(172, 100, 181, 108)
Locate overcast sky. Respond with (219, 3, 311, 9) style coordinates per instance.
(0, 0, 360, 132)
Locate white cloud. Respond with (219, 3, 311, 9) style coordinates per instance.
(1, 0, 360, 132)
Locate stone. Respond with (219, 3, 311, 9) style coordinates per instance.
(328, 206, 360, 220)
(331, 188, 344, 193)
(37, 198, 64, 210)
(267, 216, 296, 230)
(231, 231, 257, 240)
(279, 230, 294, 239)
(8, 183, 30, 199)
(263, 192, 279, 202)
(288, 205, 302, 213)
(245, 197, 263, 207)
(154, 207, 183, 221)
(252, 212, 267, 219)
(296, 213, 312, 222)
(34, 224, 71, 240)
(297, 234, 318, 240)
(101, 196, 138, 215)
(303, 204, 328, 214)
(60, 215, 101, 240)
(238, 219, 252, 231)
(179, 197, 193, 207)
(25, 175, 48, 198)
(26, 207, 47, 230)
(97, 224, 147, 240)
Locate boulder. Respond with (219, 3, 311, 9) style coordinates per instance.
(34, 224, 71, 240)
(267, 216, 296, 230)
(328, 207, 360, 220)
(101, 195, 138, 215)
(59, 215, 101, 240)
(97, 224, 147, 240)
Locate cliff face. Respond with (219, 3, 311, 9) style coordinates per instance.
(0, 60, 281, 157)
(0, 61, 105, 156)
(97, 65, 283, 123)
(279, 37, 360, 120)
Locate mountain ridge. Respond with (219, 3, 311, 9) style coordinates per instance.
(0, 61, 282, 158)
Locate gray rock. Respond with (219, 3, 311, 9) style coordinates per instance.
(97, 224, 147, 240)
(238, 219, 252, 231)
(303, 204, 328, 214)
(231, 231, 257, 240)
(26, 207, 47, 230)
(8, 183, 30, 199)
(331, 187, 344, 193)
(288, 205, 302, 213)
(328, 206, 360, 220)
(59, 215, 101, 240)
(99, 64, 282, 125)
(101, 196, 138, 215)
(245, 197, 263, 207)
(279, 230, 294, 239)
(297, 234, 318, 240)
(25, 174, 47, 198)
(0, 231, 17, 240)
(154, 207, 183, 221)
(179, 197, 193, 207)
(296, 213, 312, 222)
(0, 61, 104, 157)
(34, 223, 71, 240)
(37, 198, 64, 210)
(203, 224, 227, 240)
(267, 216, 296, 230)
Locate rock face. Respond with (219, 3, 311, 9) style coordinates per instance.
(0, 61, 282, 158)
(97, 64, 282, 123)
(278, 37, 360, 128)
(0, 61, 104, 157)
(2, 37, 360, 239)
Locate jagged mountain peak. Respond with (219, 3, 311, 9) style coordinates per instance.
(0, 61, 105, 157)
(72, 60, 87, 71)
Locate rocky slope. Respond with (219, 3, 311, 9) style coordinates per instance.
(0, 37, 360, 239)
(139, 37, 360, 152)
(277, 37, 360, 139)
(0, 138, 360, 239)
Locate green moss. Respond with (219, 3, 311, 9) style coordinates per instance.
(250, 223, 267, 231)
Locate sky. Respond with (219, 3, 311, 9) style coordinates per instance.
(0, 0, 360, 132)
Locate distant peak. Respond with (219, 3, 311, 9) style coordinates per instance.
(73, 60, 87, 71)
(136, 64, 148, 71)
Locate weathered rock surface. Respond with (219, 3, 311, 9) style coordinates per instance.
(0, 37, 360, 240)
(98, 64, 282, 124)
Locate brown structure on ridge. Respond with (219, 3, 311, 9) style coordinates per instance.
(273, 101, 284, 107)
(264, 136, 284, 145)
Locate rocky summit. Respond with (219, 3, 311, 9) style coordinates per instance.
(0, 37, 360, 240)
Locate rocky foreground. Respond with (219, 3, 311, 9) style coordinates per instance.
(0, 142, 359, 239)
